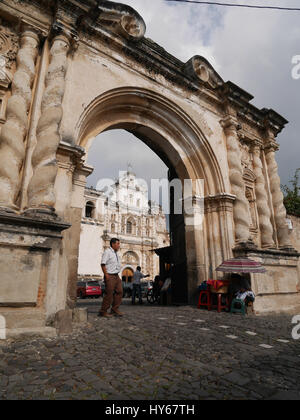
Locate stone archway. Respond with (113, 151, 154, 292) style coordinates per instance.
(58, 87, 227, 311)
(1, 0, 298, 337)
(76, 88, 224, 195)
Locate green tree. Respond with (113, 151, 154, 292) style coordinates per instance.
(282, 168, 300, 216)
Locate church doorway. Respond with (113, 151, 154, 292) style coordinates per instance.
(122, 268, 134, 284)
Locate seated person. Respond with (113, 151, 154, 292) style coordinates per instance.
(228, 273, 251, 304)
(236, 288, 255, 307)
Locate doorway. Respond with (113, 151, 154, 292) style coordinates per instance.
(122, 268, 134, 284)
(78, 126, 189, 304)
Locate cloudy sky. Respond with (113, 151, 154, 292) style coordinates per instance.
(87, 0, 300, 191)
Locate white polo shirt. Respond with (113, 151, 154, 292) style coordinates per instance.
(101, 247, 121, 274)
(133, 271, 146, 285)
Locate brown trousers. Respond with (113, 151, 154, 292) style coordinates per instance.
(100, 274, 123, 314)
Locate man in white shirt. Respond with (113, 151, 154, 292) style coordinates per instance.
(99, 238, 124, 318)
(132, 266, 150, 305)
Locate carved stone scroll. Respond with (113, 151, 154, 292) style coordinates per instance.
(265, 141, 291, 249)
(27, 33, 71, 213)
(82, 0, 146, 41)
(252, 142, 275, 248)
(183, 56, 223, 89)
(221, 116, 251, 244)
(0, 28, 39, 211)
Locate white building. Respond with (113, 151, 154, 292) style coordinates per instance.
(78, 170, 170, 282)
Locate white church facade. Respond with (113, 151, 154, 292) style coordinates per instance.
(78, 170, 170, 282)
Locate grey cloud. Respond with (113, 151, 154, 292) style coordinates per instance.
(86, 130, 168, 189)
(87, 0, 300, 187)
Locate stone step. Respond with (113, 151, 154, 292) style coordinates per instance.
(5, 327, 56, 339)
(0, 308, 46, 329)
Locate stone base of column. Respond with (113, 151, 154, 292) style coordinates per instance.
(234, 245, 300, 315)
(279, 245, 297, 252)
(0, 212, 70, 338)
(1, 308, 57, 339)
(23, 206, 57, 219)
(0, 205, 19, 214)
(233, 239, 257, 252)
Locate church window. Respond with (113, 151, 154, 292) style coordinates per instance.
(85, 201, 95, 218)
(127, 220, 133, 234)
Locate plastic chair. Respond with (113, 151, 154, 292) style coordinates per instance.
(198, 290, 211, 311)
(230, 298, 246, 315)
(211, 293, 230, 313)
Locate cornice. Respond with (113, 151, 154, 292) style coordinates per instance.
(1, 0, 288, 137)
(220, 81, 288, 137)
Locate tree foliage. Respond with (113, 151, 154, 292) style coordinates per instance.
(282, 168, 300, 217)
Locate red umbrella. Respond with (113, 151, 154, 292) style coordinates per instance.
(216, 257, 266, 274)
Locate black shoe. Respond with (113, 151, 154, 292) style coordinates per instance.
(139, 301, 143, 305)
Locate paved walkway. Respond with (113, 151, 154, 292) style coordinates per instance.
(0, 300, 300, 400)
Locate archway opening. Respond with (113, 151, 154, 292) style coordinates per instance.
(73, 88, 224, 308)
(77, 127, 189, 305)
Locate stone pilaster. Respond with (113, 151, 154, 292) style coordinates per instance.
(251, 141, 275, 248)
(265, 139, 292, 249)
(0, 27, 40, 212)
(26, 31, 72, 215)
(221, 116, 252, 245)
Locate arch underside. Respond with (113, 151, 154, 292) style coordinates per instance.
(75, 88, 225, 196)
(68, 87, 229, 304)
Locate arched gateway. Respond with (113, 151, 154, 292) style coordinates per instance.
(0, 0, 299, 337)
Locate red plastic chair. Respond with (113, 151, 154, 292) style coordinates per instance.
(198, 290, 212, 311)
(211, 293, 230, 313)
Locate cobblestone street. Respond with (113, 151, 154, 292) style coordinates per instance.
(0, 300, 300, 400)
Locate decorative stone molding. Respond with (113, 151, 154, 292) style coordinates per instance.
(265, 139, 292, 249)
(220, 116, 252, 244)
(81, 0, 146, 41)
(204, 193, 236, 213)
(0, 19, 19, 70)
(27, 32, 72, 214)
(251, 141, 275, 248)
(0, 27, 40, 212)
(183, 56, 223, 89)
(240, 142, 254, 171)
(0, 64, 12, 90)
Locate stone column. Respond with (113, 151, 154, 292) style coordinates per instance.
(26, 33, 71, 214)
(252, 141, 275, 248)
(184, 195, 207, 303)
(0, 28, 39, 211)
(221, 116, 251, 244)
(265, 140, 291, 249)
